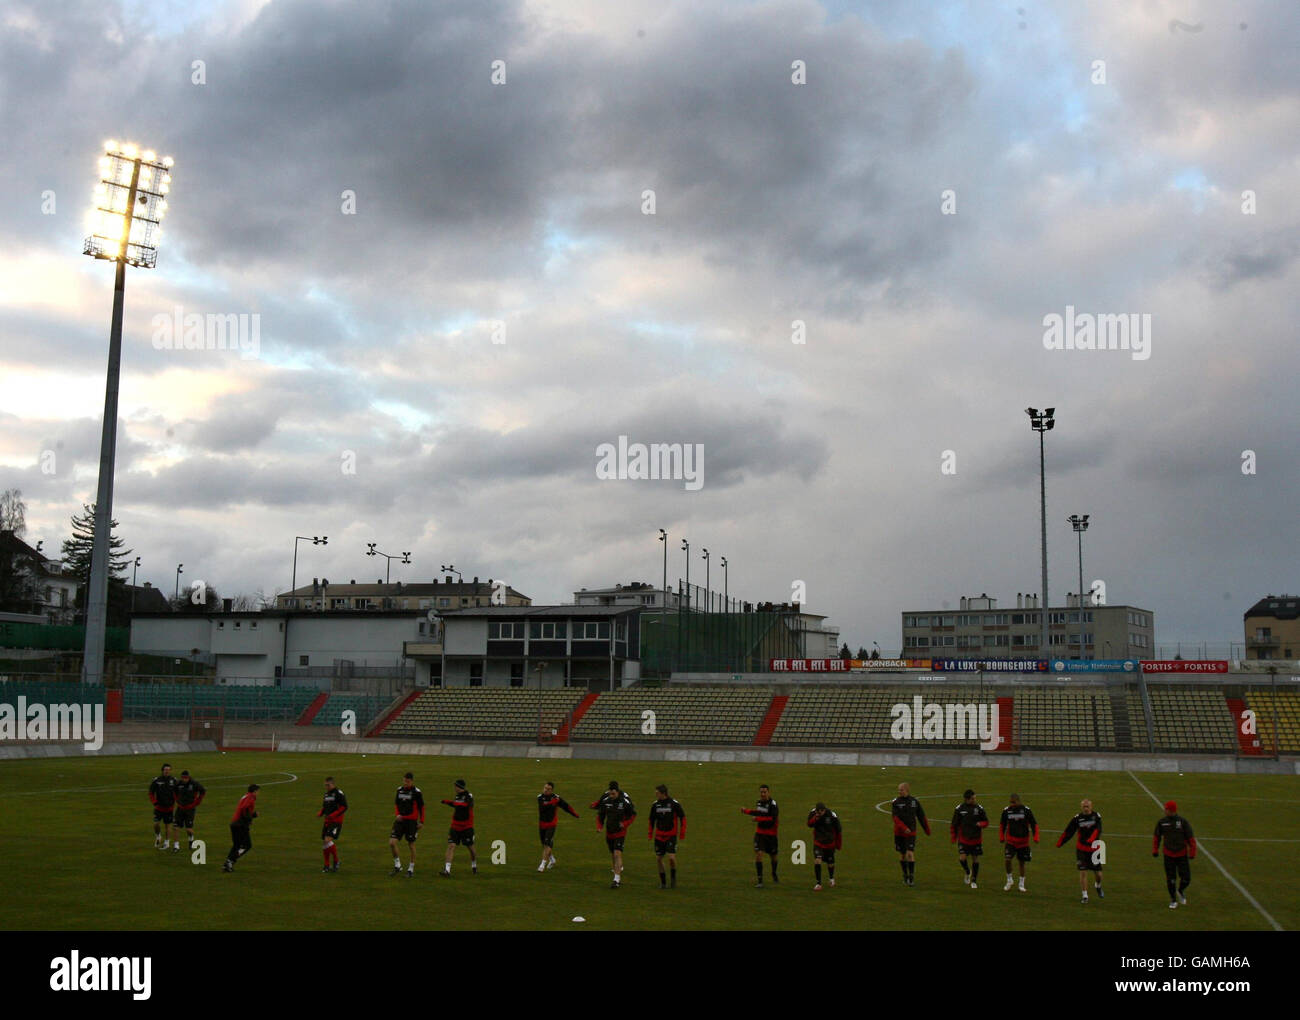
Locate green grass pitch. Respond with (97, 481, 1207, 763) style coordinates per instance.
(2, 752, 1294, 930)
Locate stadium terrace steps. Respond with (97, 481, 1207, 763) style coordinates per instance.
(367, 690, 423, 737)
(1225, 696, 1263, 755)
(752, 695, 788, 746)
(551, 691, 600, 744)
(1107, 687, 1134, 751)
(570, 687, 772, 744)
(296, 692, 330, 726)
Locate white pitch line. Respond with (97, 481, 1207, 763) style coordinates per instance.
(1126, 770, 1283, 932)
(4, 770, 299, 796)
(871, 796, 1300, 843)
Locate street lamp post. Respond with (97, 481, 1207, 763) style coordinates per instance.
(292, 536, 328, 598)
(1068, 514, 1090, 660)
(441, 564, 463, 582)
(80, 142, 174, 684)
(131, 556, 140, 614)
(174, 563, 183, 603)
(658, 529, 668, 616)
(681, 539, 690, 611)
(1026, 407, 1055, 658)
(720, 556, 728, 612)
(367, 543, 411, 584)
(702, 548, 710, 613)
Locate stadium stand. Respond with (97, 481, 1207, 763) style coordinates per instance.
(571, 687, 772, 744)
(1243, 689, 1300, 754)
(0, 681, 104, 707)
(309, 692, 387, 729)
(1134, 685, 1236, 754)
(770, 687, 998, 748)
(382, 688, 589, 741)
(120, 683, 317, 722)
(1011, 688, 1116, 751)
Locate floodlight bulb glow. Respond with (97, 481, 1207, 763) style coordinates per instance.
(159, 184, 169, 194)
(105, 139, 118, 151)
(162, 156, 174, 167)
(143, 150, 156, 162)
(98, 157, 111, 172)
(122, 143, 138, 158)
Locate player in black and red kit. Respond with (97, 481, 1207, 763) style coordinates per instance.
(536, 781, 579, 871)
(1153, 800, 1196, 910)
(742, 784, 780, 887)
(148, 763, 178, 851)
(647, 784, 686, 889)
(891, 782, 930, 886)
(593, 781, 636, 889)
(807, 802, 842, 891)
(1055, 798, 1104, 903)
(173, 769, 205, 853)
(389, 772, 425, 877)
(221, 783, 259, 872)
(440, 779, 476, 877)
(999, 793, 1038, 892)
(537, 781, 579, 872)
(950, 789, 989, 889)
(318, 776, 347, 873)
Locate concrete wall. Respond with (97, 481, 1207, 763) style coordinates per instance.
(131, 616, 212, 656)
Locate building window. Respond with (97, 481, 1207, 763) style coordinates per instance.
(331, 598, 347, 609)
(469, 663, 483, 687)
(510, 663, 524, 688)
(1012, 613, 1024, 625)
(218, 621, 225, 629)
(1049, 634, 1068, 646)
(234, 621, 241, 629)
(299, 655, 309, 666)
(250, 621, 258, 629)
(905, 636, 930, 648)
(439, 598, 450, 607)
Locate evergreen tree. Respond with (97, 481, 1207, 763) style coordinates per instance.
(61, 504, 133, 627)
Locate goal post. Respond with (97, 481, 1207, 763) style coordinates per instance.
(189, 706, 225, 747)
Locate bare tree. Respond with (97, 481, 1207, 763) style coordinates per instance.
(0, 488, 26, 536)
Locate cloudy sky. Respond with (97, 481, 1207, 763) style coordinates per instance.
(1, 0, 1296, 653)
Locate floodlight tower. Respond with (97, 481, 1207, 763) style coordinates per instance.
(1025, 407, 1054, 659)
(1068, 514, 1090, 659)
(80, 142, 174, 685)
